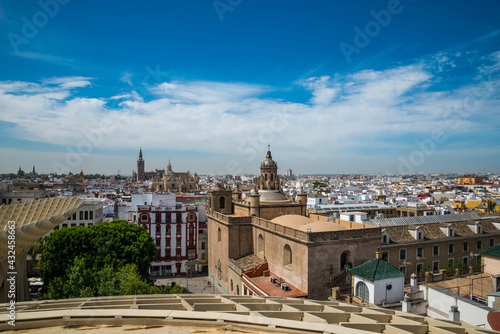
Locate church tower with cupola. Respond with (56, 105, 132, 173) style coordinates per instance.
(166, 159, 173, 175)
(258, 145, 280, 191)
(136, 147, 145, 182)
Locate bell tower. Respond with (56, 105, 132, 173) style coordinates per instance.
(136, 147, 145, 182)
(208, 183, 233, 215)
(166, 159, 173, 174)
(258, 145, 279, 191)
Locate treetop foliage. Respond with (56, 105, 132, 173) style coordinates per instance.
(39, 220, 165, 299)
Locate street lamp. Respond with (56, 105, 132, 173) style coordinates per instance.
(470, 252, 481, 271)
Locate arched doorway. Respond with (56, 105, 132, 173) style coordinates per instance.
(340, 250, 353, 270)
(258, 234, 264, 257)
(283, 244, 292, 266)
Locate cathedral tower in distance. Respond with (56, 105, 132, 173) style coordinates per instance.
(136, 148, 145, 182)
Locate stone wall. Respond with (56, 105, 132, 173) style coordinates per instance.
(252, 225, 310, 294)
(307, 238, 381, 300)
(258, 204, 304, 221)
(208, 210, 253, 294)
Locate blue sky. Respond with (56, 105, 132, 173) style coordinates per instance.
(0, 0, 499, 175)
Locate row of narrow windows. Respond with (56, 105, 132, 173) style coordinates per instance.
(68, 211, 94, 221)
(141, 213, 196, 222)
(264, 173, 275, 181)
(396, 239, 493, 261)
(155, 225, 195, 234)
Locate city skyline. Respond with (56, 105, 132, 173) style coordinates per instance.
(0, 1, 499, 175)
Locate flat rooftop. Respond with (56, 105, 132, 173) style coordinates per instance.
(423, 273, 493, 304)
(363, 212, 482, 227)
(311, 203, 396, 212)
(250, 275, 305, 298)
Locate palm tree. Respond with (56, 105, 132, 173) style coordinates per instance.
(28, 238, 45, 270)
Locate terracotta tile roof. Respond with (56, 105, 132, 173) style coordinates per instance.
(234, 254, 265, 271)
(386, 220, 500, 244)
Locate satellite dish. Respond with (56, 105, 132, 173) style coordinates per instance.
(386, 284, 392, 290)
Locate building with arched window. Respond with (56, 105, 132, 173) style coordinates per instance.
(356, 281, 369, 301)
(207, 148, 381, 300)
(349, 250, 405, 305)
(135, 200, 200, 277)
(283, 244, 292, 266)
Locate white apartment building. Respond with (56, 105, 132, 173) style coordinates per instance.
(136, 201, 200, 277)
(57, 200, 104, 230)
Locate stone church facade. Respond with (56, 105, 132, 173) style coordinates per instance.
(207, 148, 380, 300)
(135, 148, 200, 192)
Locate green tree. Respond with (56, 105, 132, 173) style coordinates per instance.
(117, 264, 157, 295)
(64, 257, 96, 298)
(42, 276, 65, 300)
(41, 262, 177, 299)
(96, 265, 121, 296)
(40, 220, 155, 295)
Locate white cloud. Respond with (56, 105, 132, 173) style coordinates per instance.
(110, 91, 143, 102)
(120, 72, 133, 87)
(150, 81, 268, 103)
(1, 50, 499, 174)
(479, 51, 500, 75)
(43, 76, 93, 89)
(298, 76, 339, 105)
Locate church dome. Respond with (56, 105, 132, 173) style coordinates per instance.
(271, 214, 314, 226)
(261, 159, 277, 167)
(261, 149, 277, 167)
(259, 190, 289, 202)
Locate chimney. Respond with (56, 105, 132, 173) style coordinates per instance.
(410, 273, 418, 293)
(449, 305, 460, 322)
(402, 294, 411, 313)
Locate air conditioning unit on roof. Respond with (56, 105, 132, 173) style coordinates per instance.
(269, 276, 276, 283)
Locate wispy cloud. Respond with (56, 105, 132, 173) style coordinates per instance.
(43, 76, 93, 89)
(12, 51, 72, 65)
(297, 76, 340, 105)
(120, 72, 133, 87)
(150, 81, 268, 103)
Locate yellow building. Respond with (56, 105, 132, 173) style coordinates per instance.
(457, 175, 484, 185)
(466, 199, 498, 212)
(466, 200, 482, 209)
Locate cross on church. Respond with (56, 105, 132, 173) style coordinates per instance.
(268, 144, 270, 151)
